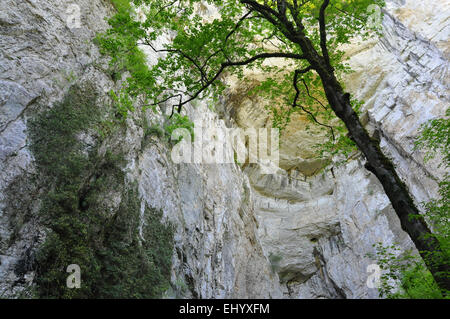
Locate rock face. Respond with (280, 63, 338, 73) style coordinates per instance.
(247, 159, 416, 298)
(0, 0, 117, 296)
(127, 103, 282, 298)
(0, 0, 448, 299)
(0, 0, 281, 298)
(345, 0, 449, 203)
(239, 0, 449, 298)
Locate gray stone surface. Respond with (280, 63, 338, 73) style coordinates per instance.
(0, 0, 281, 298)
(242, 0, 449, 299)
(0, 0, 448, 299)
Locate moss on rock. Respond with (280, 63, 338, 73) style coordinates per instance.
(28, 83, 174, 298)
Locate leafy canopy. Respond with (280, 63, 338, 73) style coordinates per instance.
(98, 0, 384, 153)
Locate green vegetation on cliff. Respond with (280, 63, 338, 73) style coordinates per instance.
(28, 83, 174, 298)
(369, 110, 449, 299)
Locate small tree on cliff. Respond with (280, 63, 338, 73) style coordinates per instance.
(98, 0, 449, 293)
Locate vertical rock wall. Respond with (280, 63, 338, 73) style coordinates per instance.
(0, 0, 281, 298)
(0, 0, 447, 299)
(242, 0, 449, 298)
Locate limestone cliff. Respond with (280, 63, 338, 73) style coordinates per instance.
(225, 0, 449, 298)
(0, 0, 281, 298)
(0, 0, 448, 298)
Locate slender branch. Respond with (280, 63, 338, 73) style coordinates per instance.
(156, 52, 307, 112)
(241, 0, 280, 20)
(225, 9, 254, 43)
(319, 0, 331, 68)
(293, 68, 335, 141)
(201, 10, 258, 70)
(300, 78, 328, 111)
(143, 40, 209, 85)
(241, 0, 309, 51)
(332, 5, 366, 23)
(151, 0, 178, 19)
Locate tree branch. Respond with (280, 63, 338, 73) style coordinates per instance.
(144, 40, 209, 86)
(152, 52, 307, 113)
(225, 9, 255, 43)
(241, 0, 309, 51)
(319, 0, 331, 68)
(293, 68, 335, 140)
(300, 78, 328, 112)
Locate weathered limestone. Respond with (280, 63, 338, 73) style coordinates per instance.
(0, 0, 281, 298)
(0, 0, 447, 299)
(236, 0, 449, 298)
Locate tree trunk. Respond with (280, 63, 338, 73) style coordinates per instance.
(240, 0, 448, 293)
(318, 70, 450, 292)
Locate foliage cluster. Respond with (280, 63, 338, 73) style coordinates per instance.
(367, 243, 443, 299)
(28, 83, 174, 298)
(369, 109, 449, 299)
(97, 0, 384, 159)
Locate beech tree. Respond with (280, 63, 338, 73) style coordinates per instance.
(98, 0, 449, 293)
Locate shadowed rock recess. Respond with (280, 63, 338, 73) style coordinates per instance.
(0, 0, 448, 298)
